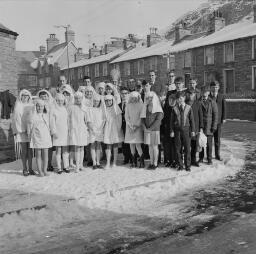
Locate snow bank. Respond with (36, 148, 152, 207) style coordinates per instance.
(0, 139, 246, 238)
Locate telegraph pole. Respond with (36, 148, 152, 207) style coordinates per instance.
(54, 24, 71, 84)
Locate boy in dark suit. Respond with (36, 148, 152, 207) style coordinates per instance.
(209, 81, 226, 161)
(199, 86, 218, 165)
(163, 91, 177, 167)
(119, 86, 132, 164)
(186, 89, 203, 167)
(170, 91, 195, 171)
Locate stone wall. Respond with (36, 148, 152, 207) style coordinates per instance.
(226, 100, 256, 121)
(0, 119, 15, 163)
(0, 32, 18, 95)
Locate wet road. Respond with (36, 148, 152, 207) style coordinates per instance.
(1, 121, 256, 254)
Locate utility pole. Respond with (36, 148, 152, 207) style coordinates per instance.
(54, 24, 71, 84)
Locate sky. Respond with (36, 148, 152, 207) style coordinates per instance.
(0, 0, 207, 51)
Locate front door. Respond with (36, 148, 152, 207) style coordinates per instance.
(224, 69, 234, 93)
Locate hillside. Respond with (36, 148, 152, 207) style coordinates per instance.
(164, 0, 255, 39)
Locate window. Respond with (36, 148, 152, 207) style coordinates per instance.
(113, 63, 120, 72)
(102, 62, 108, 76)
(84, 66, 89, 76)
(204, 71, 216, 86)
(45, 77, 51, 88)
(137, 59, 144, 74)
(252, 38, 256, 59)
(224, 42, 234, 63)
(252, 66, 256, 90)
(70, 69, 75, 81)
(204, 46, 214, 65)
(184, 51, 191, 68)
(28, 75, 37, 87)
(77, 67, 83, 79)
(149, 56, 158, 71)
(124, 62, 131, 76)
(39, 78, 44, 87)
(95, 64, 100, 77)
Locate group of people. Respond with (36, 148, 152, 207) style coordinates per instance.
(12, 70, 225, 177)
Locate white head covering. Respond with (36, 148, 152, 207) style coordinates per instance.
(128, 91, 142, 104)
(104, 94, 121, 116)
(105, 82, 121, 104)
(140, 91, 163, 118)
(96, 82, 105, 94)
(78, 86, 86, 94)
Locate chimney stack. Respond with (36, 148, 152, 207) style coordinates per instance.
(65, 26, 75, 43)
(174, 22, 191, 43)
(208, 10, 225, 34)
(46, 34, 59, 52)
(89, 43, 101, 58)
(147, 27, 161, 47)
(39, 45, 46, 54)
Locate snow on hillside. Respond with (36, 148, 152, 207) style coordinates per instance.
(163, 0, 254, 39)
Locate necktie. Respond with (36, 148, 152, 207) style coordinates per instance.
(180, 105, 184, 127)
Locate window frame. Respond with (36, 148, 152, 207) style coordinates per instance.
(204, 46, 215, 65)
(124, 61, 131, 76)
(184, 51, 192, 68)
(95, 64, 100, 77)
(224, 41, 235, 63)
(102, 62, 108, 77)
(137, 59, 144, 75)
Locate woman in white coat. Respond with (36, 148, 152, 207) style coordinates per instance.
(12, 89, 34, 176)
(52, 93, 70, 174)
(125, 91, 144, 168)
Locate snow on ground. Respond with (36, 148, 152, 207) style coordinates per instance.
(0, 139, 246, 238)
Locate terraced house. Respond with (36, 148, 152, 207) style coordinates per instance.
(170, 6, 256, 93)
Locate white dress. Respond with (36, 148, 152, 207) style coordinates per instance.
(68, 105, 90, 146)
(52, 106, 69, 146)
(104, 106, 124, 144)
(124, 103, 144, 144)
(29, 113, 52, 149)
(88, 107, 105, 143)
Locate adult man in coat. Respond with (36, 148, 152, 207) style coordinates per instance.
(149, 70, 166, 102)
(199, 86, 218, 165)
(209, 81, 226, 161)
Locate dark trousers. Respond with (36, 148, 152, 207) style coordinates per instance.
(164, 137, 176, 164)
(213, 124, 222, 158)
(191, 137, 197, 163)
(199, 135, 213, 161)
(174, 128, 191, 168)
(122, 142, 132, 162)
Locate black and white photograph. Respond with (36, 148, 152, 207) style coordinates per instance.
(0, 0, 256, 253)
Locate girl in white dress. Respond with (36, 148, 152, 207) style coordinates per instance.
(52, 93, 70, 174)
(37, 89, 55, 172)
(12, 89, 34, 176)
(125, 91, 144, 168)
(61, 86, 75, 169)
(89, 93, 106, 169)
(68, 91, 93, 173)
(27, 99, 53, 177)
(104, 94, 123, 169)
